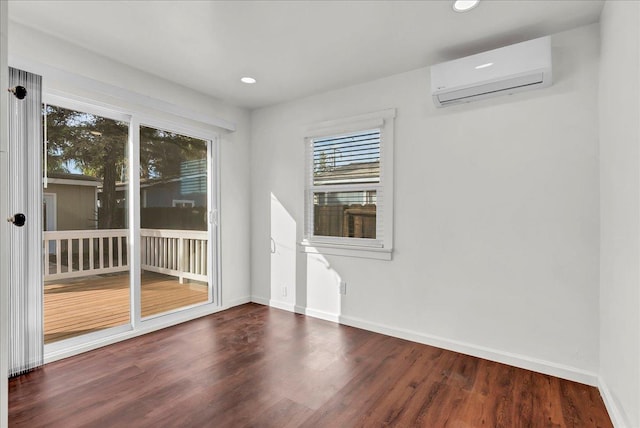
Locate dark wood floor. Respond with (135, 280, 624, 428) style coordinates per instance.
(9, 303, 612, 427)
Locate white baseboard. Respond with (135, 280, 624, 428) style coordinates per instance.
(223, 296, 252, 308)
(268, 299, 295, 312)
(257, 299, 340, 323)
(252, 295, 296, 313)
(252, 299, 599, 387)
(598, 376, 629, 428)
(337, 314, 598, 386)
(250, 296, 269, 306)
(294, 305, 340, 323)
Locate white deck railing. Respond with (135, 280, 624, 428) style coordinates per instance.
(43, 229, 129, 281)
(140, 229, 207, 284)
(43, 228, 208, 283)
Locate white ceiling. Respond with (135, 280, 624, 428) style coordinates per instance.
(8, 0, 604, 110)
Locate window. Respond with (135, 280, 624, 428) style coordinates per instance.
(172, 199, 196, 208)
(303, 109, 395, 260)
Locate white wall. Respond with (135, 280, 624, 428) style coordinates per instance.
(7, 22, 253, 309)
(599, 1, 640, 426)
(251, 24, 601, 383)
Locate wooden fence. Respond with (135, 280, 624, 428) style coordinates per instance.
(314, 204, 376, 238)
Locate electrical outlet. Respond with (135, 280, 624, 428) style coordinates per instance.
(339, 281, 347, 295)
(281, 286, 287, 297)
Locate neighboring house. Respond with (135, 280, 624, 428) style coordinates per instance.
(144, 158, 208, 209)
(141, 177, 207, 209)
(314, 161, 378, 238)
(44, 172, 99, 231)
(106, 159, 208, 230)
(111, 158, 207, 210)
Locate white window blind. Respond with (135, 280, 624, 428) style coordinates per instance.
(313, 130, 380, 185)
(306, 129, 384, 246)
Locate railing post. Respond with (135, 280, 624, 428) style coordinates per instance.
(178, 236, 184, 284)
(140, 234, 145, 270)
(43, 237, 48, 278)
(56, 239, 61, 275)
(79, 238, 84, 272)
(89, 237, 94, 271)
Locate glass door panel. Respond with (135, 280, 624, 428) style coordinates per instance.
(43, 104, 129, 344)
(139, 126, 210, 318)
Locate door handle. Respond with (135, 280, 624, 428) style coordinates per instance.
(270, 237, 276, 254)
(7, 213, 26, 227)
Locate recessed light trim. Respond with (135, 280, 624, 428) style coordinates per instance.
(453, 0, 480, 12)
(241, 76, 257, 84)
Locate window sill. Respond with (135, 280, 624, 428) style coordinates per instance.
(299, 240, 392, 261)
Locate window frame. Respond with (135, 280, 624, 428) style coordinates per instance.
(301, 109, 395, 260)
(172, 199, 196, 208)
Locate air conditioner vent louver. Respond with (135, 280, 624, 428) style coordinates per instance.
(431, 36, 552, 107)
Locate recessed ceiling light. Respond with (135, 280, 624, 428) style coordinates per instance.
(453, 0, 480, 12)
(241, 77, 257, 84)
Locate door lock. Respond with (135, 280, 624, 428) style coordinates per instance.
(7, 213, 26, 227)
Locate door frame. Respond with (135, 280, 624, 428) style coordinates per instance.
(0, 1, 10, 425)
(42, 94, 222, 362)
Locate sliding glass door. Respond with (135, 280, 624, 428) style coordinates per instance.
(139, 126, 210, 318)
(43, 104, 130, 344)
(42, 100, 216, 349)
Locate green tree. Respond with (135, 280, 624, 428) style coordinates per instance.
(45, 105, 127, 229)
(45, 106, 206, 229)
(139, 126, 206, 181)
(315, 151, 329, 173)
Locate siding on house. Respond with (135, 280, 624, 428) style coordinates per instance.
(46, 183, 97, 230)
(143, 181, 206, 208)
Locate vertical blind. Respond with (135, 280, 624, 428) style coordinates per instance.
(8, 68, 44, 377)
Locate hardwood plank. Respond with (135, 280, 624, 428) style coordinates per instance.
(10, 304, 613, 427)
(44, 272, 208, 343)
(247, 398, 315, 428)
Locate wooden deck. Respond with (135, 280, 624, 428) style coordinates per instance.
(45, 272, 209, 344)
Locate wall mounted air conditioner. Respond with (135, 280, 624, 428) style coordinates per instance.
(431, 36, 552, 107)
